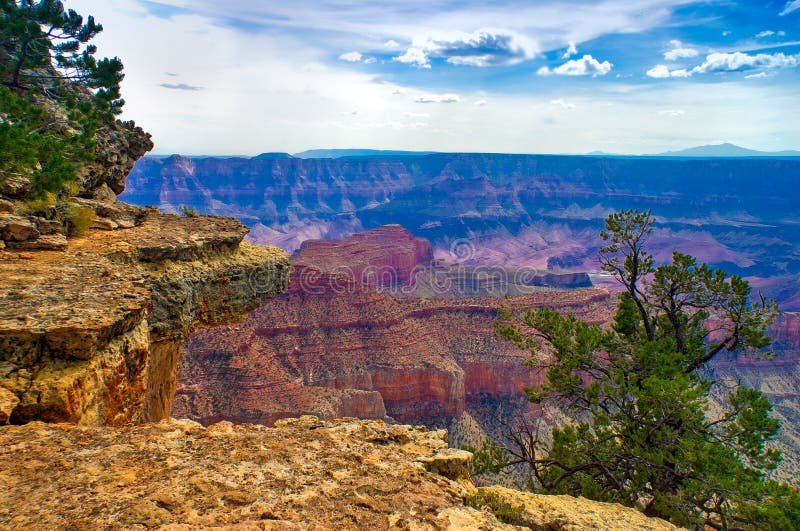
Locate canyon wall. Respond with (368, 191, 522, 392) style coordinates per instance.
(177, 225, 800, 482)
(175, 226, 616, 428)
(122, 153, 800, 309)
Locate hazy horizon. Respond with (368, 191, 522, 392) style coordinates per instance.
(144, 141, 800, 158)
(69, 0, 800, 155)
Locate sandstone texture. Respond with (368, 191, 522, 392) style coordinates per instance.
(469, 486, 678, 531)
(0, 210, 289, 425)
(0, 416, 677, 530)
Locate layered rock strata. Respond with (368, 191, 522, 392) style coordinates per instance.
(0, 416, 677, 530)
(175, 257, 614, 427)
(0, 211, 289, 424)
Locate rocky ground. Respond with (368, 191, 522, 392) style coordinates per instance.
(0, 416, 677, 530)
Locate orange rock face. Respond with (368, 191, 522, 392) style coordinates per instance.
(175, 226, 616, 426)
(293, 224, 433, 290)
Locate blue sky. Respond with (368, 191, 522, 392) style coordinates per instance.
(67, 0, 800, 155)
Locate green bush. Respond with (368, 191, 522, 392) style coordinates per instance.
(180, 205, 198, 217)
(65, 205, 96, 236)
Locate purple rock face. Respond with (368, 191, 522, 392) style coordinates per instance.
(122, 153, 800, 309)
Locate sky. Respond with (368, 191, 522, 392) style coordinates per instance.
(66, 0, 800, 155)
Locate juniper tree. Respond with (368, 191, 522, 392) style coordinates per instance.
(485, 209, 800, 529)
(1, 0, 124, 114)
(0, 1, 127, 198)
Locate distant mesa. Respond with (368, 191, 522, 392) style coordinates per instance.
(654, 142, 800, 158)
(252, 152, 294, 160)
(293, 149, 440, 159)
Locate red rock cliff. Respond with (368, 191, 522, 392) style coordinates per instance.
(175, 226, 615, 426)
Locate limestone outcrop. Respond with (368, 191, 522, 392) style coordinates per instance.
(0, 211, 289, 425)
(0, 416, 677, 530)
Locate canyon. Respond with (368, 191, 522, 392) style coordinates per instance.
(177, 224, 800, 482)
(175, 226, 615, 432)
(122, 152, 800, 309)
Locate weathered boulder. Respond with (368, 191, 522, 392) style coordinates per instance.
(6, 233, 67, 251)
(0, 175, 32, 198)
(0, 387, 18, 424)
(469, 486, 678, 530)
(0, 213, 38, 242)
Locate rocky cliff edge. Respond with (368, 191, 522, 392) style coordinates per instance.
(0, 209, 289, 425)
(0, 415, 677, 530)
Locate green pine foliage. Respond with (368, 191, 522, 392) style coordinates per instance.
(0, 0, 126, 199)
(179, 205, 198, 217)
(484, 209, 800, 529)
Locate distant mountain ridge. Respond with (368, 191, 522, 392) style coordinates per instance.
(145, 144, 800, 161)
(122, 151, 800, 311)
(293, 149, 440, 159)
(654, 143, 800, 158)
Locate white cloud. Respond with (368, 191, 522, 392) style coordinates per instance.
(649, 51, 800, 79)
(57, 0, 800, 156)
(363, 57, 377, 64)
(395, 30, 535, 68)
(780, 0, 800, 16)
(414, 93, 461, 103)
(658, 109, 685, 116)
(550, 98, 576, 109)
(339, 51, 362, 62)
(664, 40, 698, 61)
(722, 30, 732, 37)
(755, 30, 775, 38)
(384, 40, 400, 48)
(537, 54, 613, 76)
(404, 112, 430, 118)
(562, 41, 578, 59)
(394, 47, 430, 68)
(691, 52, 800, 74)
(646, 64, 670, 78)
(745, 72, 770, 79)
(473, 99, 488, 106)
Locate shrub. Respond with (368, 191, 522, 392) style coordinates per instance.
(65, 205, 96, 236)
(180, 205, 198, 217)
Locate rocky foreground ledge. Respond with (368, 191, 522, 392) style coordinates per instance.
(0, 416, 676, 530)
(0, 209, 289, 425)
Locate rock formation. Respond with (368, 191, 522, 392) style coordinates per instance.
(123, 153, 800, 311)
(0, 98, 290, 425)
(174, 226, 616, 428)
(0, 209, 289, 425)
(293, 224, 433, 290)
(0, 416, 677, 530)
